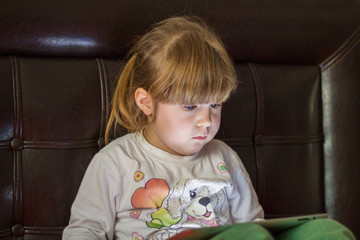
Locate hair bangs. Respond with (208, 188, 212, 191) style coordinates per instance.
(149, 33, 237, 105)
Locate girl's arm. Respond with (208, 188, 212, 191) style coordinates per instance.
(225, 148, 264, 222)
(63, 153, 118, 240)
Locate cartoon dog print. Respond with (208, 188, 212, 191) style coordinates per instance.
(167, 178, 230, 226)
(151, 178, 231, 239)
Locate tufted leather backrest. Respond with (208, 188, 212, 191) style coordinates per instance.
(1, 1, 360, 239)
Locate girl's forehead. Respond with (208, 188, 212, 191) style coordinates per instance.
(167, 97, 224, 105)
(174, 100, 222, 105)
(176, 92, 226, 103)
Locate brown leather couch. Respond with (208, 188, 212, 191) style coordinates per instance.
(1, 1, 359, 239)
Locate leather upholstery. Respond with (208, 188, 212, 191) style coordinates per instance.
(1, 1, 359, 239)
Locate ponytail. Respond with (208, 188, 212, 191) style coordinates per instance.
(105, 54, 139, 144)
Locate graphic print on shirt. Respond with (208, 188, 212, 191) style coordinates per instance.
(134, 171, 145, 182)
(217, 162, 229, 174)
(131, 178, 181, 228)
(131, 232, 145, 240)
(131, 177, 231, 236)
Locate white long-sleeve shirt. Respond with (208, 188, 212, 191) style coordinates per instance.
(63, 132, 264, 240)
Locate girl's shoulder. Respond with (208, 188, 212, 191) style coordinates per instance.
(94, 133, 142, 164)
(99, 133, 137, 153)
(205, 138, 235, 154)
(204, 139, 243, 168)
(89, 133, 147, 175)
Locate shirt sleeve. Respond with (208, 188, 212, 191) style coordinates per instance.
(225, 148, 265, 223)
(63, 152, 119, 240)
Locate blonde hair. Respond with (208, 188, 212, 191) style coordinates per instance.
(105, 16, 237, 144)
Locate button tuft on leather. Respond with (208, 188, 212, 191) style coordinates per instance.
(12, 224, 25, 237)
(98, 137, 105, 149)
(11, 138, 24, 150)
(255, 135, 264, 145)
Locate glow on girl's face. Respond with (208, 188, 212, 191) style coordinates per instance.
(144, 102, 222, 156)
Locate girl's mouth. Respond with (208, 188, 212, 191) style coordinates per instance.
(193, 136, 206, 140)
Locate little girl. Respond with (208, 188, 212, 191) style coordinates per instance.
(63, 16, 355, 240)
(63, 16, 263, 239)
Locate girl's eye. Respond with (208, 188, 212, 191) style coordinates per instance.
(211, 103, 222, 109)
(183, 105, 197, 111)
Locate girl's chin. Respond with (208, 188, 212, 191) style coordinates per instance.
(176, 146, 204, 156)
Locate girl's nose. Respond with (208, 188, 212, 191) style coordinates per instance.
(196, 107, 211, 127)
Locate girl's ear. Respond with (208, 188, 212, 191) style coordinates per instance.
(135, 88, 154, 116)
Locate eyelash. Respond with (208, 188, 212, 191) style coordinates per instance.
(211, 103, 222, 109)
(183, 105, 197, 111)
(183, 104, 222, 111)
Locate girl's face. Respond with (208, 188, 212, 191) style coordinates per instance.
(144, 102, 222, 156)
